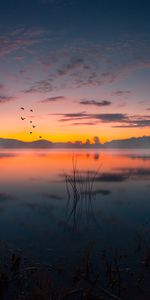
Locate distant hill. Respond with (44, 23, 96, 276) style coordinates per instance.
(0, 136, 150, 149)
(0, 138, 52, 148)
(104, 136, 150, 149)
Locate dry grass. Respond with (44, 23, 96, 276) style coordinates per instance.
(65, 157, 100, 230)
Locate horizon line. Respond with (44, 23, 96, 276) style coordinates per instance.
(0, 135, 150, 143)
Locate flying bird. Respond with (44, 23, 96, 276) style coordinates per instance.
(19, 107, 41, 137)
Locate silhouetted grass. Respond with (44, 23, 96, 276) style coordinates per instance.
(65, 157, 100, 230)
(0, 238, 150, 300)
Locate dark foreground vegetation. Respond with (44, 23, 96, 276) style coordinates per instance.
(0, 237, 150, 300)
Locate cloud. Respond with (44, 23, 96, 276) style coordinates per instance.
(55, 111, 150, 128)
(0, 27, 47, 58)
(23, 55, 106, 93)
(57, 111, 88, 122)
(54, 111, 150, 128)
(113, 115, 150, 128)
(79, 100, 111, 107)
(111, 90, 131, 97)
(57, 112, 128, 123)
(94, 113, 128, 122)
(24, 54, 150, 93)
(6, 32, 149, 96)
(40, 96, 65, 103)
(0, 95, 15, 104)
(56, 58, 90, 78)
(71, 122, 98, 126)
(24, 79, 54, 94)
(22, 35, 150, 94)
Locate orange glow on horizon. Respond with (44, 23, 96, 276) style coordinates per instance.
(1, 127, 150, 144)
(0, 95, 149, 144)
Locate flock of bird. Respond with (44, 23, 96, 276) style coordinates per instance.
(20, 107, 42, 139)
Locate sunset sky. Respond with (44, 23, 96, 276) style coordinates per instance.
(0, 0, 150, 143)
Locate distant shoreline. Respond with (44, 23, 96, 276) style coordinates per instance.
(0, 146, 150, 150)
(0, 136, 150, 149)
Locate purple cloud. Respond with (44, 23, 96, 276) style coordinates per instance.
(40, 96, 65, 103)
(56, 112, 128, 123)
(0, 95, 15, 104)
(79, 100, 111, 107)
(54, 111, 150, 128)
(111, 90, 131, 96)
(0, 28, 47, 58)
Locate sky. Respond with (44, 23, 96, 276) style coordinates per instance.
(0, 0, 150, 143)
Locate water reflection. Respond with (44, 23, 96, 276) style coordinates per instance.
(0, 149, 149, 264)
(41, 193, 64, 200)
(0, 153, 18, 159)
(93, 153, 100, 160)
(0, 193, 16, 202)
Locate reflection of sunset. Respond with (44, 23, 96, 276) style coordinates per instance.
(1, 150, 150, 183)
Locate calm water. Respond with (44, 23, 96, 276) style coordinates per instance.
(0, 149, 150, 267)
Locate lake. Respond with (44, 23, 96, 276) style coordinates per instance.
(0, 149, 150, 297)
